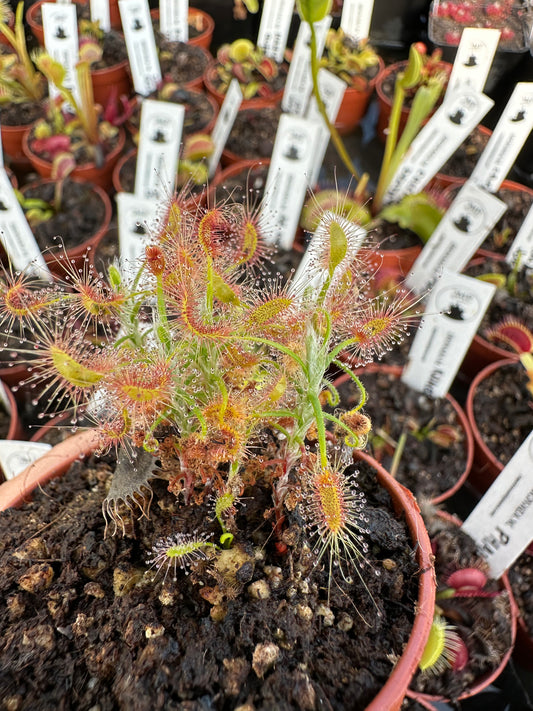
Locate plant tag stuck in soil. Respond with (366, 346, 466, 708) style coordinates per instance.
(505, 202, 533, 269)
(160, 0, 188, 42)
(470, 82, 533, 193)
(257, 0, 294, 63)
(208, 79, 242, 178)
(135, 99, 184, 200)
(402, 270, 496, 398)
(383, 91, 494, 204)
(42, 2, 80, 105)
(306, 69, 346, 186)
(117, 192, 161, 281)
(445, 27, 501, 98)
(406, 181, 507, 294)
(0, 441, 53, 482)
(282, 15, 332, 116)
(0, 170, 51, 279)
(90, 0, 110, 32)
(119, 0, 161, 95)
(340, 0, 374, 42)
(462, 430, 533, 579)
(259, 114, 322, 249)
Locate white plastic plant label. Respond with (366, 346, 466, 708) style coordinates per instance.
(259, 114, 322, 249)
(208, 79, 243, 178)
(402, 270, 496, 398)
(340, 0, 374, 42)
(117, 192, 161, 281)
(0, 441, 53, 481)
(119, 0, 161, 96)
(135, 99, 184, 200)
(159, 0, 188, 42)
(0, 381, 11, 415)
(470, 82, 533, 193)
(256, 0, 294, 63)
(42, 2, 80, 104)
(306, 69, 346, 186)
(506, 203, 533, 269)
(406, 181, 507, 295)
(90, 0, 111, 32)
(289, 211, 366, 300)
(281, 15, 332, 116)
(445, 28, 501, 98)
(462, 430, 533, 579)
(383, 91, 494, 204)
(0, 170, 51, 279)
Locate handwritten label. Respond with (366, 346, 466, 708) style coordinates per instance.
(289, 211, 366, 299)
(445, 28, 501, 98)
(259, 114, 322, 249)
(402, 270, 496, 398)
(340, 0, 374, 41)
(0, 171, 51, 279)
(257, 0, 294, 63)
(208, 79, 242, 178)
(42, 2, 80, 104)
(306, 69, 346, 186)
(406, 181, 507, 295)
(159, 0, 188, 42)
(135, 99, 184, 199)
(117, 192, 161, 281)
(90, 0, 111, 32)
(470, 82, 533, 193)
(119, 0, 161, 96)
(506, 202, 533, 268)
(0, 441, 53, 481)
(383, 91, 494, 204)
(462, 430, 533, 579)
(282, 15, 332, 116)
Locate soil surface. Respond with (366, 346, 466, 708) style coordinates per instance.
(368, 217, 422, 251)
(410, 516, 513, 701)
(159, 41, 211, 85)
(22, 178, 107, 252)
(508, 550, 533, 637)
(90, 30, 128, 71)
(117, 152, 207, 198)
(211, 163, 270, 205)
(334, 370, 468, 501)
(471, 360, 533, 467)
(129, 88, 216, 138)
(0, 101, 45, 128)
(0, 446, 421, 710)
(438, 127, 490, 180)
(225, 106, 282, 160)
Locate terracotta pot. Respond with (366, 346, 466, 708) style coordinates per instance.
(26, 0, 87, 46)
(22, 125, 126, 193)
(150, 7, 215, 50)
(221, 97, 281, 166)
(209, 157, 271, 204)
(465, 358, 516, 494)
(91, 57, 132, 109)
(1, 119, 38, 161)
(20, 177, 112, 273)
(203, 64, 286, 109)
(334, 57, 385, 136)
(334, 364, 474, 505)
(408, 509, 517, 705)
(359, 244, 421, 278)
(375, 60, 452, 143)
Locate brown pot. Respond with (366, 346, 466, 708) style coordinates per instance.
(375, 59, 452, 143)
(26, 0, 87, 46)
(150, 7, 215, 51)
(1, 118, 39, 161)
(334, 364, 474, 505)
(334, 57, 385, 136)
(358, 244, 421, 278)
(22, 125, 126, 193)
(91, 57, 132, 110)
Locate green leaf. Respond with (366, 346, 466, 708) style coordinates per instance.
(398, 43, 424, 90)
(297, 0, 332, 24)
(108, 265, 122, 289)
(328, 220, 348, 276)
(378, 193, 443, 243)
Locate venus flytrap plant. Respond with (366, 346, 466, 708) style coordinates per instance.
(0, 189, 418, 592)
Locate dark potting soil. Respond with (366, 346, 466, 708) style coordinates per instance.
(410, 517, 513, 700)
(471, 361, 533, 468)
(158, 41, 211, 85)
(368, 217, 422, 251)
(438, 127, 490, 180)
(0, 448, 420, 710)
(212, 163, 270, 205)
(129, 88, 216, 137)
(334, 370, 468, 501)
(34, 2, 90, 25)
(0, 405, 11, 439)
(91, 30, 129, 71)
(225, 105, 282, 160)
(508, 550, 533, 637)
(0, 101, 45, 128)
(153, 19, 203, 41)
(22, 178, 107, 252)
(464, 258, 533, 349)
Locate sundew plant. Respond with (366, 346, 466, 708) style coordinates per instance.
(0, 190, 417, 584)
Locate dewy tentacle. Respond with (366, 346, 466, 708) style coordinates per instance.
(102, 446, 160, 536)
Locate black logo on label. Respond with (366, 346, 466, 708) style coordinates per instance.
(454, 215, 471, 232)
(463, 54, 477, 67)
(449, 109, 464, 125)
(0, 199, 9, 211)
(284, 145, 300, 160)
(151, 129, 167, 143)
(445, 303, 465, 320)
(133, 18, 143, 30)
(55, 26, 67, 39)
(511, 110, 526, 122)
(133, 222, 146, 235)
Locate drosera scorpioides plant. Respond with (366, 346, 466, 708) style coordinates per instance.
(0, 185, 421, 597)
